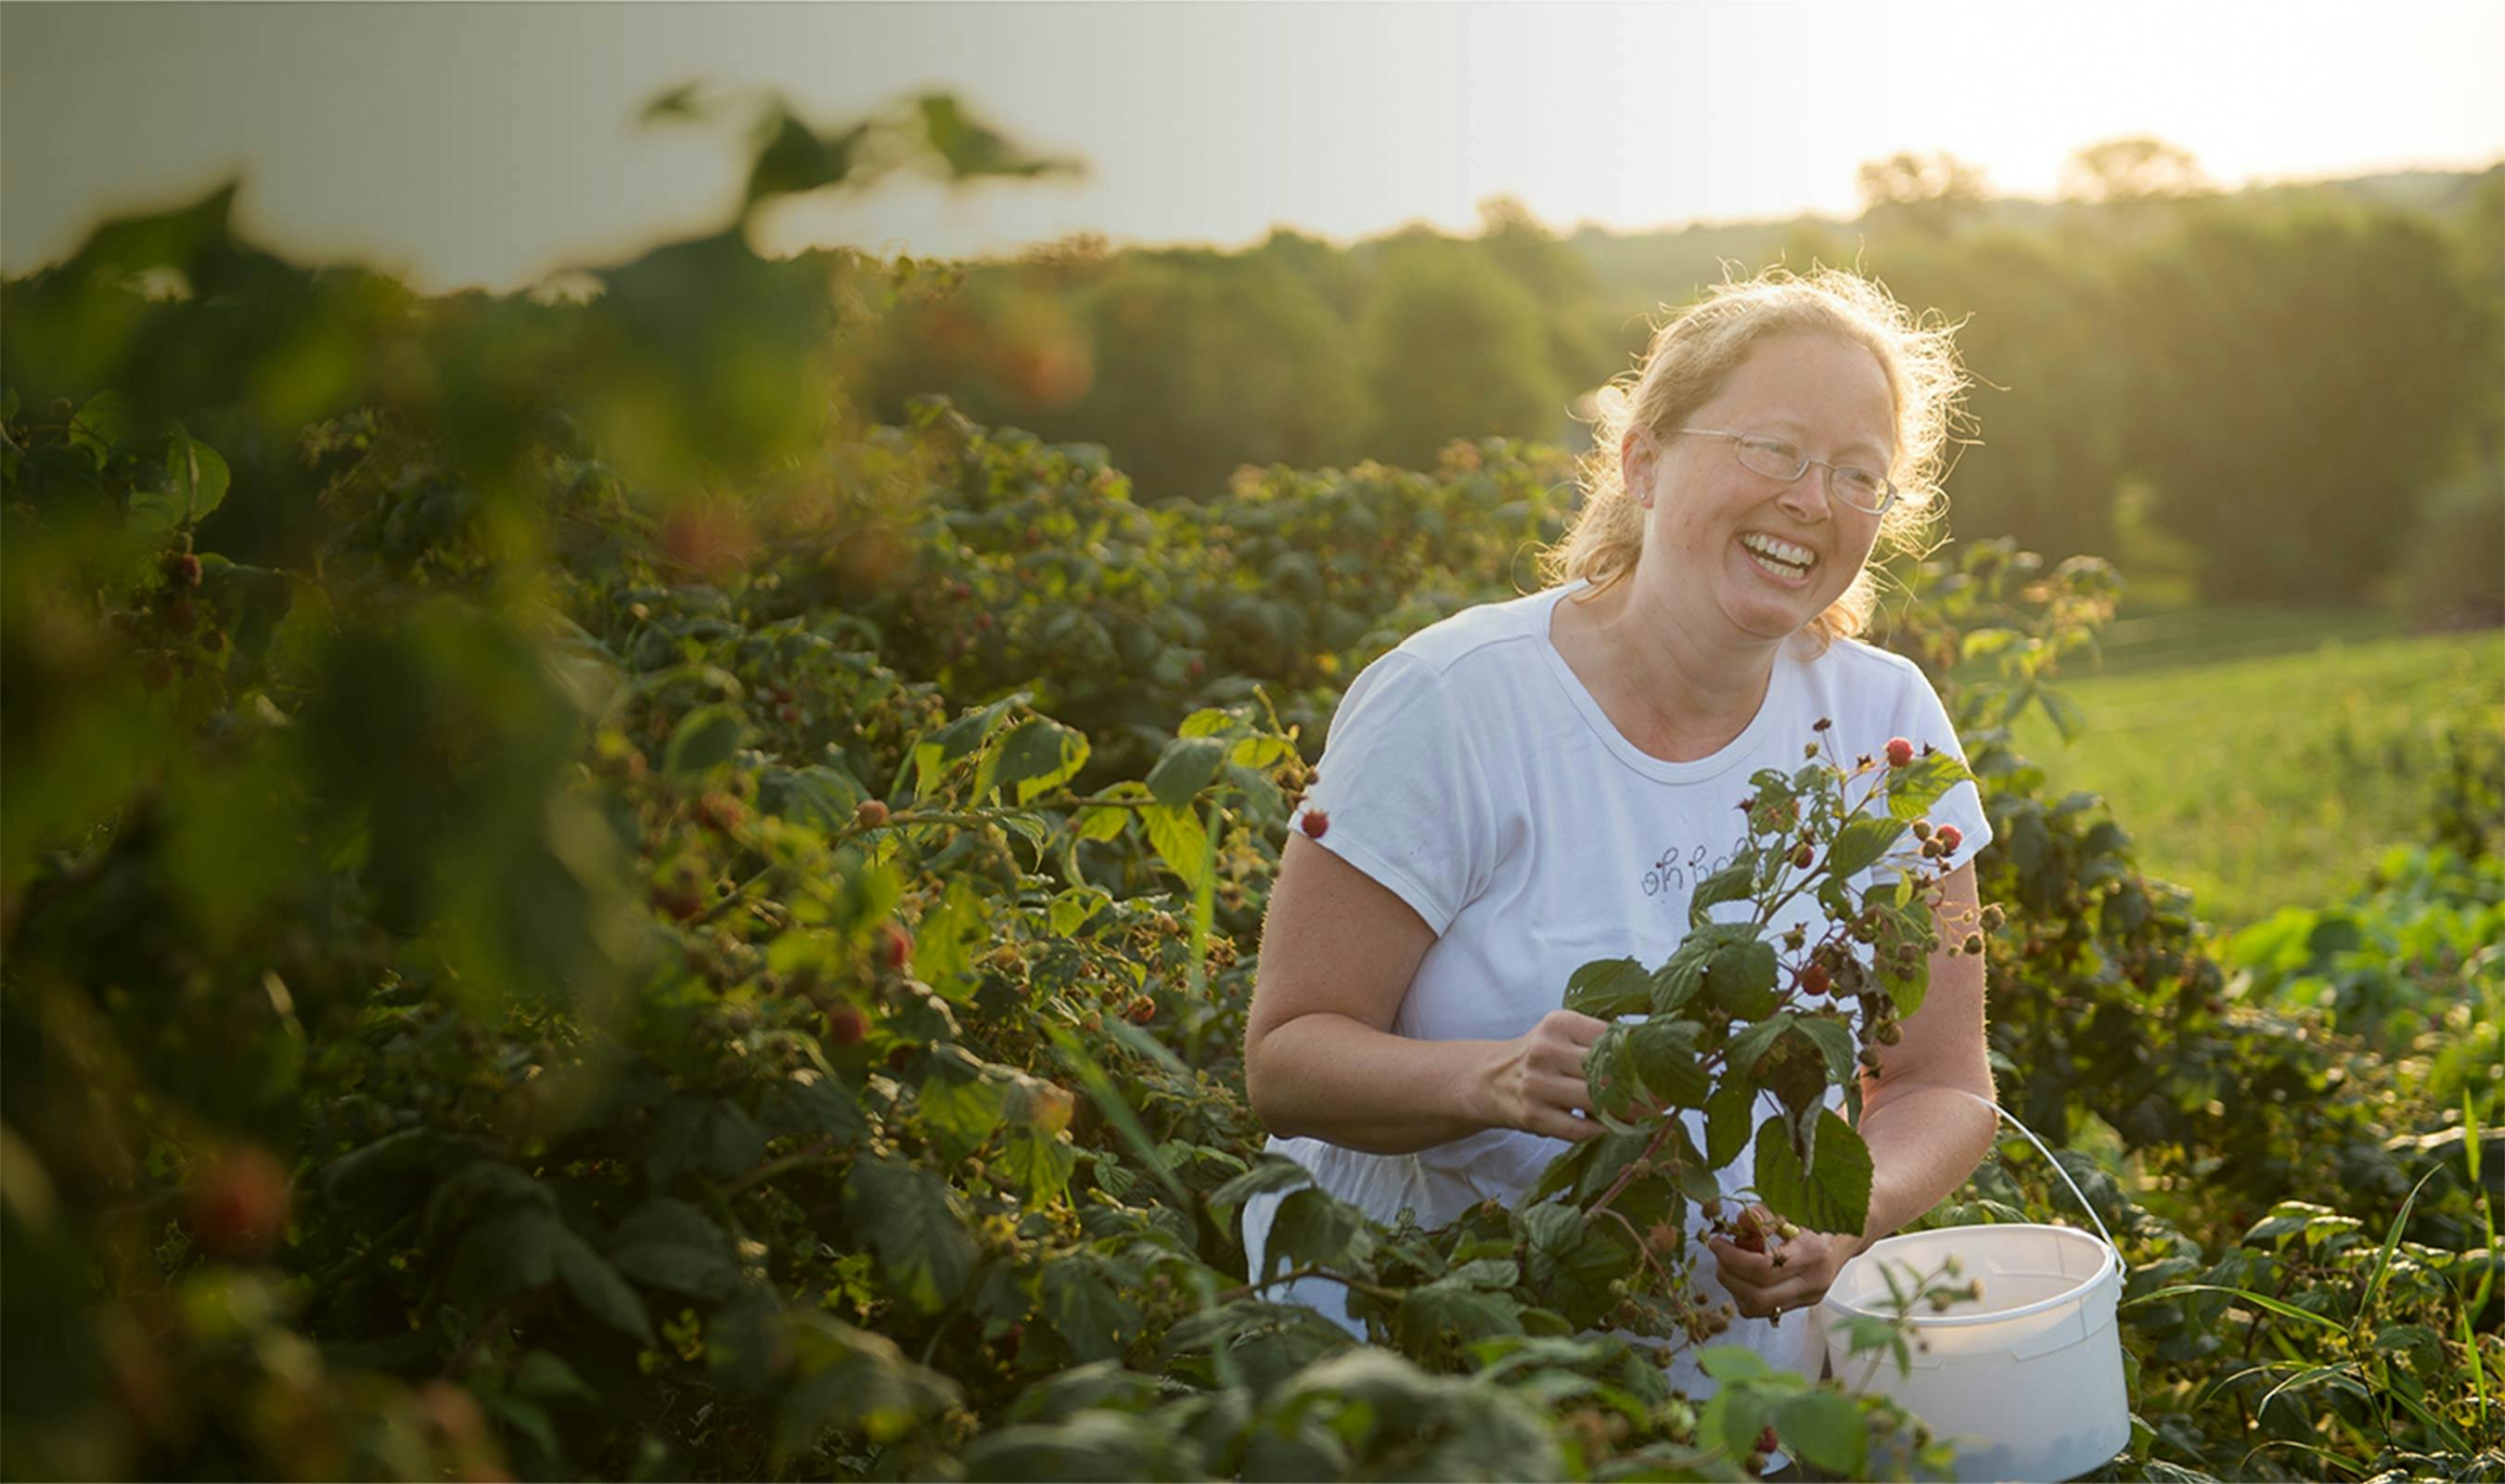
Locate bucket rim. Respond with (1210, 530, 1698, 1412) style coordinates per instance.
(1818, 1222, 2123, 1330)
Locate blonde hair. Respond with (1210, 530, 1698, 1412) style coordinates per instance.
(1538, 264, 1972, 650)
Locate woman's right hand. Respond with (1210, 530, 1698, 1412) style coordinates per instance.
(1479, 1009, 1611, 1142)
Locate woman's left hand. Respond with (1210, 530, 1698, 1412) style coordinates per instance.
(1703, 1204, 1860, 1324)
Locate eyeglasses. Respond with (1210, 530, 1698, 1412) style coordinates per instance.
(1670, 428, 1898, 515)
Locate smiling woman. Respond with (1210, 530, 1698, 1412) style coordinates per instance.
(1240, 265, 2000, 1404)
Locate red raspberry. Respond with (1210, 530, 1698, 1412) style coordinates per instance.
(697, 791, 744, 835)
(1935, 824, 1963, 853)
(1791, 842, 1815, 870)
(825, 1004, 869, 1047)
(1799, 963, 1832, 996)
(876, 921, 913, 972)
(1885, 736, 1915, 768)
(1756, 1425, 1780, 1455)
(1300, 810, 1330, 840)
(162, 551, 203, 589)
(649, 885, 703, 921)
(185, 1145, 293, 1262)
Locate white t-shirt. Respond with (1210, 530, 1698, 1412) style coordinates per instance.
(1241, 576, 1993, 1398)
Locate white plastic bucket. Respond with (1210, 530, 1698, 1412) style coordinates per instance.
(1817, 1093, 2129, 1482)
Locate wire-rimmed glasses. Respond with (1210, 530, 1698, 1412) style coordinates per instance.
(1672, 428, 1898, 515)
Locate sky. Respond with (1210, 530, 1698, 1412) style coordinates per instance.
(5, 1, 2503, 296)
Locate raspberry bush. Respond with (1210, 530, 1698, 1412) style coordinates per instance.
(4, 97, 2495, 1481)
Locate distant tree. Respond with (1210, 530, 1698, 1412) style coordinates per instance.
(1857, 230, 2132, 564)
(2062, 136, 2211, 204)
(2116, 203, 2487, 602)
(1065, 253, 1370, 501)
(1473, 196, 1617, 407)
(1356, 238, 1561, 469)
(1856, 152, 1993, 237)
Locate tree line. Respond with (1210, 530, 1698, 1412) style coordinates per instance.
(847, 145, 2503, 615)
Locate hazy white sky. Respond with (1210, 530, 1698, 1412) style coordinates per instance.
(6, 1, 2501, 294)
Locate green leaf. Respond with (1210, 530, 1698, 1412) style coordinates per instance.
(918, 1072, 1007, 1164)
(1723, 1013, 1798, 1079)
(1073, 783, 1146, 844)
(1626, 1017, 1711, 1109)
(1209, 1156, 1314, 1210)
(1145, 734, 1229, 811)
(1885, 750, 1969, 823)
(2038, 689, 2087, 745)
(741, 107, 870, 211)
(515, 1350, 599, 1404)
(610, 1198, 740, 1301)
(1399, 1275, 1525, 1347)
(551, 1222, 653, 1341)
(1177, 707, 1242, 739)
(1563, 957, 1652, 1018)
(845, 1157, 975, 1313)
(1689, 856, 1755, 928)
(1704, 1082, 1756, 1169)
(993, 718, 1090, 805)
(1828, 815, 1908, 880)
(1042, 1260, 1142, 1362)
(1959, 627, 2022, 661)
(761, 1072, 867, 1146)
(482, 1393, 559, 1460)
(1775, 1390, 1869, 1476)
(1705, 937, 1779, 1017)
(759, 763, 866, 831)
(664, 704, 748, 776)
(1525, 1136, 1602, 1206)
(1139, 801, 1208, 895)
(1697, 1346, 1773, 1383)
(164, 421, 230, 523)
(650, 1097, 767, 1186)
(1047, 885, 1111, 936)
(915, 94, 1078, 183)
(448, 1203, 561, 1304)
(1264, 1188, 1374, 1278)
(1795, 1016, 1858, 1084)
(996, 1128, 1076, 1206)
(1520, 1204, 1626, 1328)
(928, 693, 1023, 764)
(69, 390, 135, 469)
(1041, 1023, 1188, 1206)
(1583, 1024, 1651, 1131)
(1753, 1109, 1872, 1235)
(131, 422, 232, 537)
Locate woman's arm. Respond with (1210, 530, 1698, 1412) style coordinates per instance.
(1244, 834, 1606, 1154)
(1706, 861, 1998, 1315)
(1847, 860, 1999, 1251)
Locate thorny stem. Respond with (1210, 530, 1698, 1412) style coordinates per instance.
(1216, 1265, 1403, 1305)
(720, 1134, 841, 1199)
(1586, 1121, 1678, 1222)
(692, 861, 786, 928)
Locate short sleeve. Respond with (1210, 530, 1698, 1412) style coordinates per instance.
(1890, 664, 1994, 876)
(1288, 652, 1498, 936)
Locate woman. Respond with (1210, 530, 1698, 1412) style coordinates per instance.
(1239, 266, 2001, 1400)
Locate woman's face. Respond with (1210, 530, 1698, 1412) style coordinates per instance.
(1628, 331, 1898, 646)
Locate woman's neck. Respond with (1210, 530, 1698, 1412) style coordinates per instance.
(1560, 572, 1782, 761)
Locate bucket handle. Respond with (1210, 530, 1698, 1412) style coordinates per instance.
(1933, 1087, 2121, 1268)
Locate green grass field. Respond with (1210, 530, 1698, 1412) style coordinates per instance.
(2008, 613, 2504, 932)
